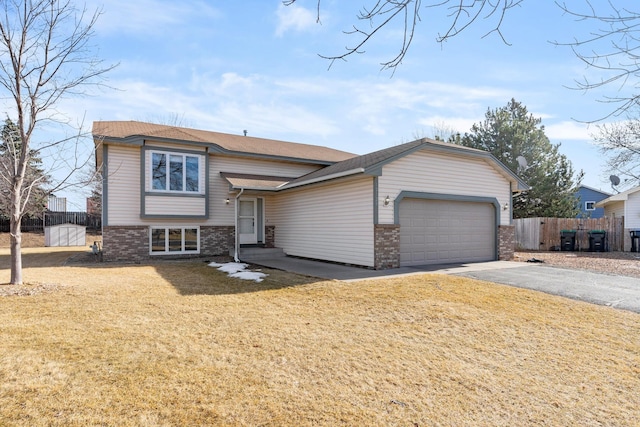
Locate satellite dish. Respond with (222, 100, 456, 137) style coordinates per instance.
(610, 175, 620, 186)
(516, 156, 528, 173)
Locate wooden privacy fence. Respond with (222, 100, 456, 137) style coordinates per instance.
(515, 217, 624, 252)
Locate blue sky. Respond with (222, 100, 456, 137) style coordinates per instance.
(48, 0, 634, 209)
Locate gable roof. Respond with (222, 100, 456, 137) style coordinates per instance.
(93, 121, 528, 192)
(576, 185, 611, 198)
(596, 185, 640, 206)
(282, 138, 529, 191)
(92, 121, 356, 164)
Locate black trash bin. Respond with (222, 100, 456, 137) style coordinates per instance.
(631, 230, 640, 252)
(588, 230, 607, 252)
(560, 230, 576, 251)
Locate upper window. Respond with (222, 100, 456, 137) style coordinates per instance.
(585, 201, 596, 211)
(151, 151, 199, 193)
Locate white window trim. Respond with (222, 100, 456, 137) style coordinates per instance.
(150, 150, 202, 194)
(149, 226, 200, 255)
(585, 201, 596, 211)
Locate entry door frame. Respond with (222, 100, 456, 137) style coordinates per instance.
(238, 197, 258, 245)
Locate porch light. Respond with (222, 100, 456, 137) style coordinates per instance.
(225, 198, 230, 205)
(503, 202, 509, 211)
(384, 195, 391, 206)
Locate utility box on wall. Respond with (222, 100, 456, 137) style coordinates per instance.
(44, 223, 86, 247)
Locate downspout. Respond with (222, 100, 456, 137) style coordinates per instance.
(233, 188, 244, 262)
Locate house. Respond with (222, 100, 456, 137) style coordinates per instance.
(93, 121, 529, 269)
(575, 185, 610, 218)
(596, 185, 640, 251)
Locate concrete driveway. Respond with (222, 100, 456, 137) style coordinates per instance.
(453, 264, 640, 313)
(250, 256, 640, 313)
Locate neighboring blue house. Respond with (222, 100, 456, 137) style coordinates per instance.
(576, 185, 611, 218)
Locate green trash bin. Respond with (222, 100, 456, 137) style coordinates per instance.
(631, 230, 640, 252)
(560, 230, 576, 251)
(588, 230, 607, 252)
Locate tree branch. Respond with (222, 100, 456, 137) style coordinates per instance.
(553, 1, 640, 120)
(283, 0, 522, 71)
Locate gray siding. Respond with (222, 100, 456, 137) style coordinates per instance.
(271, 176, 375, 267)
(377, 150, 511, 225)
(604, 201, 625, 220)
(145, 196, 206, 216)
(627, 193, 640, 229)
(208, 155, 322, 226)
(106, 145, 141, 225)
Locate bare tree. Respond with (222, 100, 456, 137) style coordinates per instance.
(0, 0, 115, 285)
(143, 112, 194, 128)
(594, 120, 640, 187)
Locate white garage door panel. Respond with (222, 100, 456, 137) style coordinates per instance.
(399, 198, 495, 266)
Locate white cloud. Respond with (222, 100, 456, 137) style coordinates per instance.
(219, 72, 256, 90)
(87, 0, 220, 36)
(414, 116, 597, 143)
(63, 67, 576, 157)
(213, 102, 341, 139)
(417, 115, 479, 136)
(275, 4, 317, 37)
(72, 73, 342, 141)
(338, 79, 513, 141)
(545, 121, 594, 141)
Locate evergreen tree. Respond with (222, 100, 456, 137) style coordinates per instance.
(0, 118, 50, 218)
(456, 99, 582, 218)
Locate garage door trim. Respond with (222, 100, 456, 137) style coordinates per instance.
(394, 191, 501, 261)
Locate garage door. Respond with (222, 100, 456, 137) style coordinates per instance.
(399, 198, 496, 266)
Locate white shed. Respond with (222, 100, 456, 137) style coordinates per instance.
(44, 223, 86, 247)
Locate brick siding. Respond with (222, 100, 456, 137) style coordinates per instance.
(102, 226, 148, 262)
(201, 226, 234, 256)
(265, 225, 275, 248)
(374, 224, 400, 269)
(102, 225, 235, 262)
(498, 225, 515, 261)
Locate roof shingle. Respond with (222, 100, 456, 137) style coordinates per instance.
(284, 138, 496, 188)
(93, 120, 356, 163)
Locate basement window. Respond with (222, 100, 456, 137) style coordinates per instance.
(150, 227, 199, 254)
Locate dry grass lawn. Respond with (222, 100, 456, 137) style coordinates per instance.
(1, 247, 639, 426)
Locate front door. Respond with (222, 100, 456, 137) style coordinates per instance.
(238, 198, 257, 244)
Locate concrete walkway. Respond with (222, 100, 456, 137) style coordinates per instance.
(249, 255, 640, 313)
(248, 256, 528, 282)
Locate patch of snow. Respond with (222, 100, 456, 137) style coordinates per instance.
(230, 271, 267, 282)
(217, 262, 249, 274)
(208, 261, 268, 282)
